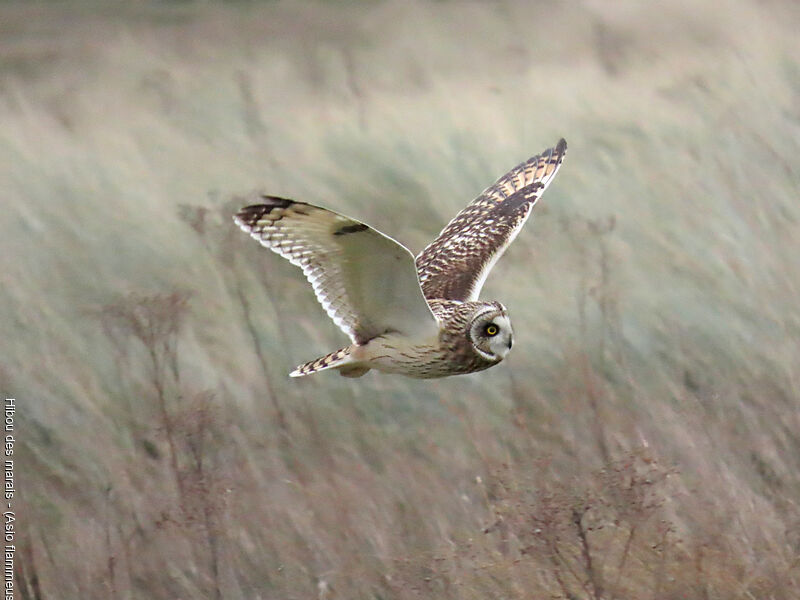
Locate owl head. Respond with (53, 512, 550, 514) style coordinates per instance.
(469, 305, 513, 362)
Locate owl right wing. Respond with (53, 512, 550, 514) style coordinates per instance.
(234, 196, 439, 344)
(416, 139, 567, 302)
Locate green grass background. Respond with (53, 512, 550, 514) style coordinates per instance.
(3, 0, 799, 598)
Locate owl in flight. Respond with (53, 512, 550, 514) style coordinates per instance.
(235, 139, 567, 379)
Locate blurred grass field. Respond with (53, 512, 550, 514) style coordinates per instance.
(3, 0, 800, 598)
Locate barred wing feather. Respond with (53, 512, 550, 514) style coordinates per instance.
(416, 139, 567, 302)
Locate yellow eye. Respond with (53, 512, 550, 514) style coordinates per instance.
(485, 324, 499, 336)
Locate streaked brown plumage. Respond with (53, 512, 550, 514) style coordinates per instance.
(417, 138, 567, 302)
(234, 139, 567, 378)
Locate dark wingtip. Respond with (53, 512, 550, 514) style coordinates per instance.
(556, 138, 567, 154)
(233, 196, 294, 228)
(259, 195, 294, 209)
(233, 204, 265, 229)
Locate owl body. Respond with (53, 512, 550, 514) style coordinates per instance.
(234, 139, 567, 379)
(336, 300, 511, 379)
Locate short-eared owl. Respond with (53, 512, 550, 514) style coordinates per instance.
(235, 139, 567, 378)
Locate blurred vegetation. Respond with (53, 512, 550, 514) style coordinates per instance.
(2, 0, 799, 598)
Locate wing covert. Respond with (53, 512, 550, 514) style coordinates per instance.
(235, 196, 438, 344)
(415, 139, 567, 301)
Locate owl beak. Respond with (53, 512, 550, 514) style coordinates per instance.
(507, 334, 513, 350)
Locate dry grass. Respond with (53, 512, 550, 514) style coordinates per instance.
(3, 0, 800, 598)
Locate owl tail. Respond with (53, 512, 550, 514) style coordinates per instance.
(290, 346, 370, 378)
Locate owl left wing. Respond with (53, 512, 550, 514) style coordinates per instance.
(235, 196, 438, 344)
(416, 139, 567, 302)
